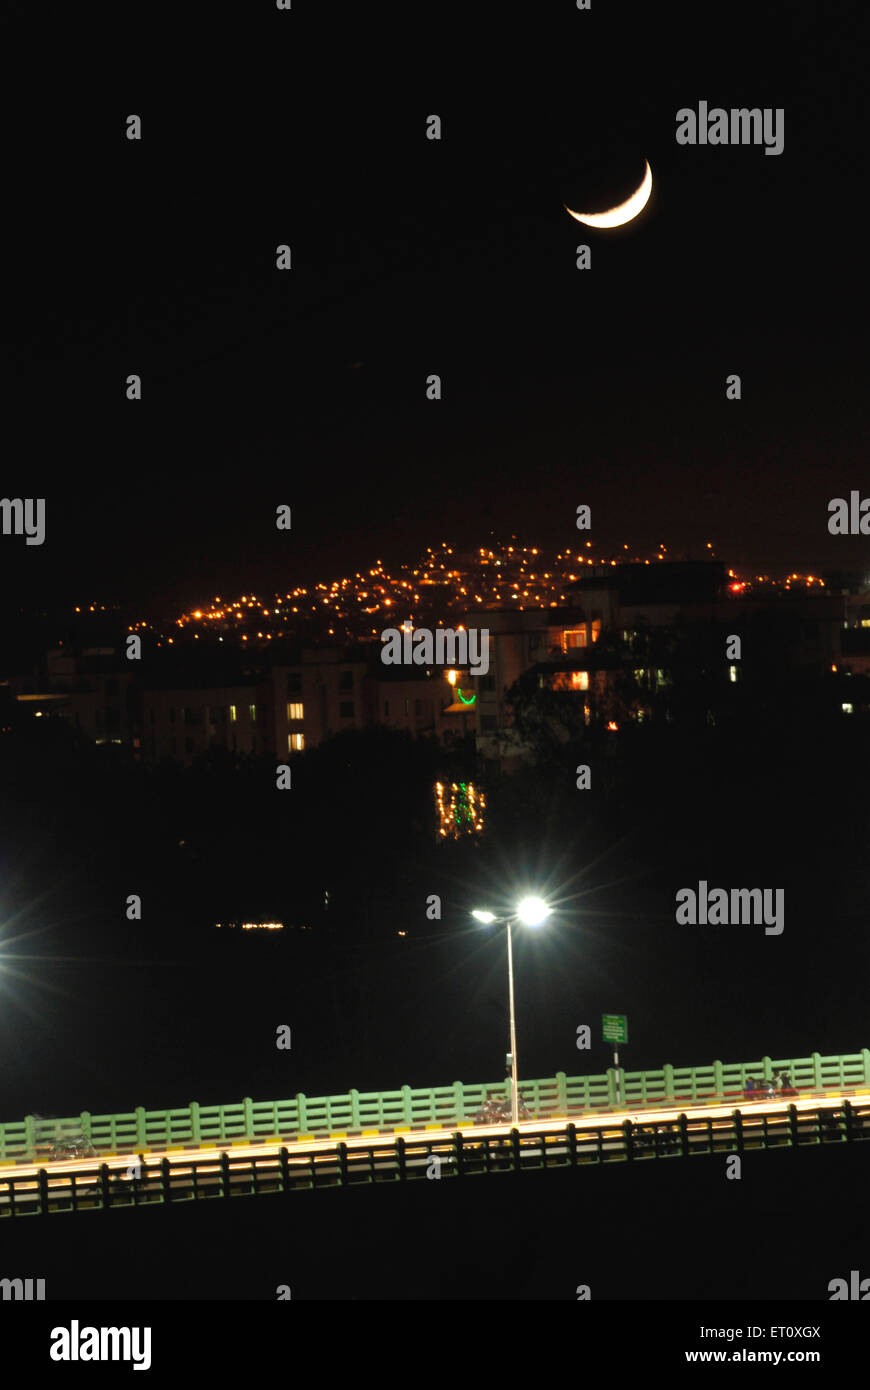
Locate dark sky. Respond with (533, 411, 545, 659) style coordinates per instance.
(3, 3, 867, 613)
(1, 6, 869, 1318)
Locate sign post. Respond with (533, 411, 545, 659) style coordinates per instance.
(602, 1014, 628, 1105)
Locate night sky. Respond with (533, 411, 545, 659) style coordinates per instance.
(3, 4, 866, 616)
(1, 2, 868, 1322)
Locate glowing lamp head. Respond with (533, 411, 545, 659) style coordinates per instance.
(516, 897, 550, 927)
(446, 669, 458, 686)
(472, 909, 497, 924)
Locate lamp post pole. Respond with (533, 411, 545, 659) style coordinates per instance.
(506, 917, 519, 1127)
(473, 898, 550, 1130)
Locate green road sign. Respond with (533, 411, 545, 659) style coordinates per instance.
(602, 1014, 628, 1044)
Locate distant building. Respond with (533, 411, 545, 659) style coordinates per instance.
(2, 647, 138, 748)
(1, 560, 867, 766)
(142, 678, 274, 764)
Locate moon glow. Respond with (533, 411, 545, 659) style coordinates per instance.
(565, 160, 652, 228)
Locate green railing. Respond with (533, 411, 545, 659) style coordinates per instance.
(1, 1048, 867, 1163)
(3, 1096, 869, 1217)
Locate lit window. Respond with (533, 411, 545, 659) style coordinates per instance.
(288, 733, 304, 751)
(229, 705, 237, 722)
(729, 665, 739, 682)
(562, 628, 587, 650)
(249, 704, 256, 721)
(571, 671, 589, 690)
(842, 703, 854, 714)
(287, 702, 304, 721)
(591, 620, 601, 643)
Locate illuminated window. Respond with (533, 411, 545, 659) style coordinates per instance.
(729, 665, 739, 682)
(288, 732, 304, 751)
(229, 705, 237, 722)
(287, 702, 304, 721)
(248, 704, 256, 721)
(842, 703, 854, 714)
(562, 628, 587, 650)
(591, 620, 601, 643)
(571, 671, 589, 691)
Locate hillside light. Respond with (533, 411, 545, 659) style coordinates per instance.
(471, 897, 552, 1126)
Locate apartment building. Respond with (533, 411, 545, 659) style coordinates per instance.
(2, 647, 138, 747)
(142, 679, 275, 764)
(3, 565, 866, 766)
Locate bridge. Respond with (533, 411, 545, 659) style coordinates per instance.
(1, 1048, 867, 1216)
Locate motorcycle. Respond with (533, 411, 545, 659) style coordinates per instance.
(45, 1137, 97, 1161)
(473, 1097, 531, 1124)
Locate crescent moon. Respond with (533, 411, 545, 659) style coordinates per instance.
(565, 160, 652, 228)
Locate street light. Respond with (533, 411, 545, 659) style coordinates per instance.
(472, 897, 551, 1126)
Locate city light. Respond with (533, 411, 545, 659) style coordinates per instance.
(151, 541, 804, 649)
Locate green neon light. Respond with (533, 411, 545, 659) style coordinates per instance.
(457, 688, 476, 705)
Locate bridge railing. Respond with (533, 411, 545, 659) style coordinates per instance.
(1, 1048, 868, 1162)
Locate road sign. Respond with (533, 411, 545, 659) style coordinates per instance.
(602, 1014, 628, 1044)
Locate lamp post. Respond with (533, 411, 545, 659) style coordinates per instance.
(472, 897, 551, 1126)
